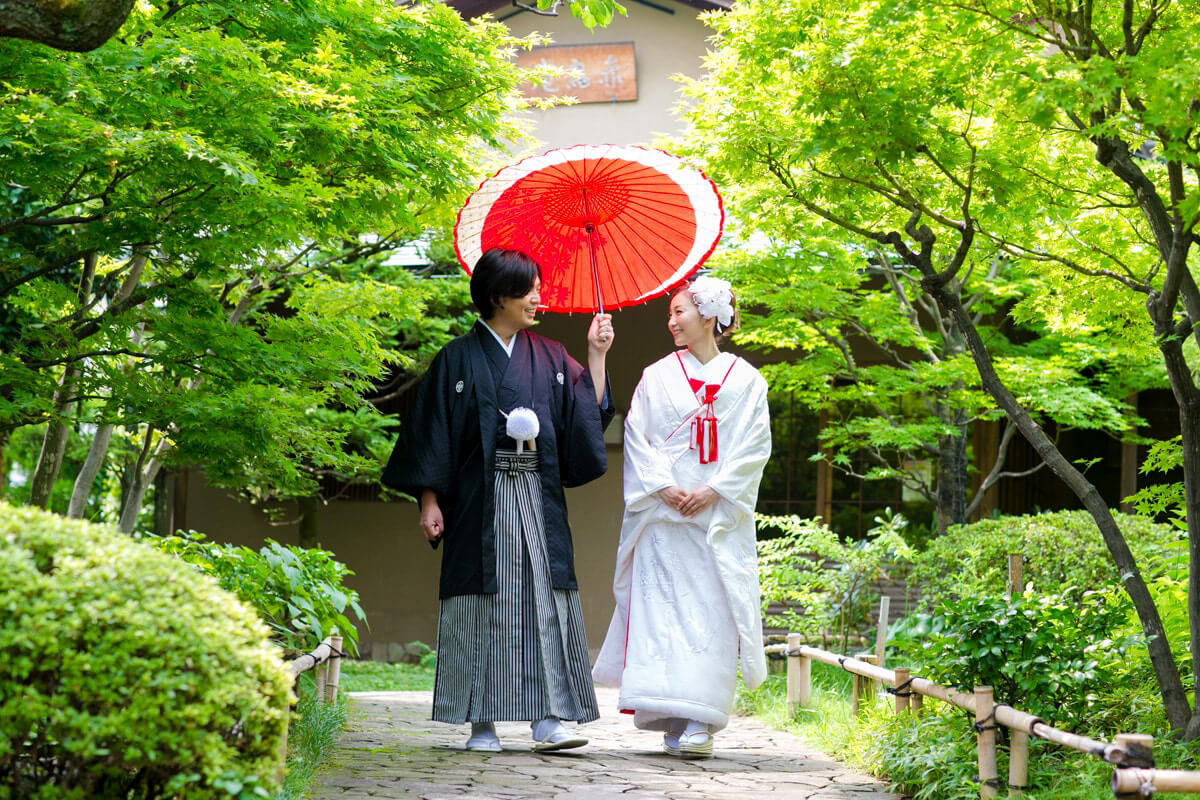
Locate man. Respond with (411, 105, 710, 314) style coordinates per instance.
(383, 248, 615, 751)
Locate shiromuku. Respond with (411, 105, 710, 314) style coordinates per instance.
(593, 276, 771, 760)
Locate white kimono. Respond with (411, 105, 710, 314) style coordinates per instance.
(593, 350, 771, 732)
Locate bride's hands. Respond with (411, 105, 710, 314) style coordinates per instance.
(677, 486, 717, 517)
(657, 486, 687, 511)
(657, 485, 717, 517)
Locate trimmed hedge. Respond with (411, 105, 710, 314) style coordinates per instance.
(910, 509, 1183, 605)
(0, 502, 291, 799)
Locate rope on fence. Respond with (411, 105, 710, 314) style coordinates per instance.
(285, 631, 344, 705)
(288, 636, 337, 678)
(972, 706, 1000, 734)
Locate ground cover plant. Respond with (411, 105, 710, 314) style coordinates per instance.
(275, 674, 348, 800)
(0, 502, 291, 799)
(338, 658, 437, 693)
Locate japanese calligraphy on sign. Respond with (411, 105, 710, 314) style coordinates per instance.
(517, 43, 637, 104)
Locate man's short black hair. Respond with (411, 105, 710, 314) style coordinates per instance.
(470, 248, 542, 320)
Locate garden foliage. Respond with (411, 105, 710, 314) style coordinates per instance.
(0, 503, 290, 799)
(909, 510, 1184, 605)
(0, 0, 534, 525)
(148, 530, 367, 657)
(757, 510, 913, 651)
(681, 0, 1200, 734)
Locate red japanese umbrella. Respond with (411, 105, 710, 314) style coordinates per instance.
(454, 144, 724, 313)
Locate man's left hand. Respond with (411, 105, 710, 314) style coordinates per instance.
(588, 313, 614, 354)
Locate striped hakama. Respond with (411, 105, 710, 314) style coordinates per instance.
(432, 449, 599, 724)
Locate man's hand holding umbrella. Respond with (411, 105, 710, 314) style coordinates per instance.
(587, 312, 614, 405)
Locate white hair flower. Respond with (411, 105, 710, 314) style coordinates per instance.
(688, 276, 734, 328)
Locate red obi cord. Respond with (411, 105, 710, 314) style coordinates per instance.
(676, 353, 737, 465)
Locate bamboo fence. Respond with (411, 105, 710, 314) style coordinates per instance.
(288, 631, 345, 705)
(764, 556, 1200, 799)
(278, 631, 344, 778)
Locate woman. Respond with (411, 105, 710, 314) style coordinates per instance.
(592, 275, 770, 759)
(383, 247, 615, 752)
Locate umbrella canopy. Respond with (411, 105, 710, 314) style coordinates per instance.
(454, 144, 724, 313)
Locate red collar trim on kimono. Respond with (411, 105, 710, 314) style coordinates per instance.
(672, 351, 738, 464)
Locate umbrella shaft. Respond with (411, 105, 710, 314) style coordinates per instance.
(583, 188, 604, 314)
(585, 224, 604, 314)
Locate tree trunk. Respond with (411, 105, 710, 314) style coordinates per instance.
(117, 432, 167, 534)
(27, 364, 82, 509)
(118, 465, 155, 533)
(935, 415, 969, 535)
(67, 422, 114, 518)
(68, 252, 148, 519)
(28, 251, 100, 509)
(1181, 402, 1200, 739)
(298, 495, 320, 549)
(0, 429, 9, 495)
(0, 0, 137, 52)
(1155, 331, 1200, 738)
(925, 277, 1192, 733)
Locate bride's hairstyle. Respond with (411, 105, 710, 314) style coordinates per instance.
(672, 276, 740, 342)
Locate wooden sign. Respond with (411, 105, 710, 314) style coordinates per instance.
(517, 43, 637, 104)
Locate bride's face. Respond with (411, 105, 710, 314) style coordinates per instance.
(667, 291, 714, 349)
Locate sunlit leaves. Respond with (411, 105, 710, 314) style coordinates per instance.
(676, 0, 1191, 527)
(1, 0, 532, 509)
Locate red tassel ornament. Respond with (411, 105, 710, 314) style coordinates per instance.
(675, 352, 738, 465)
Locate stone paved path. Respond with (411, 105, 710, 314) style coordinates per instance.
(310, 687, 900, 799)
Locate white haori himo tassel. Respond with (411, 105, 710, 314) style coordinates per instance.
(502, 407, 539, 454)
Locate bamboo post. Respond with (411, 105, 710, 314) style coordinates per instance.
(324, 633, 343, 703)
(893, 667, 911, 714)
(861, 653, 879, 706)
(1007, 553, 1024, 600)
(1112, 734, 1155, 798)
(1009, 728, 1028, 798)
(874, 595, 890, 670)
(786, 632, 808, 715)
(314, 661, 327, 702)
(1114, 733, 1154, 764)
(976, 686, 999, 799)
(911, 690, 924, 715)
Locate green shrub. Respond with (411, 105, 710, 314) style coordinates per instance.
(148, 531, 366, 657)
(896, 586, 1137, 728)
(910, 510, 1182, 605)
(0, 502, 291, 799)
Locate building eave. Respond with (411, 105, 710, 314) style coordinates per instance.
(447, 0, 732, 20)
